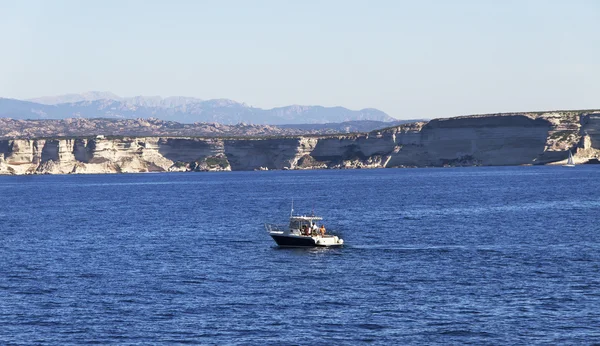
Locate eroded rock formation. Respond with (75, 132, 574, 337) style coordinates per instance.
(1, 111, 599, 174)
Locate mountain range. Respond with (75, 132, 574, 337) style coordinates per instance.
(0, 92, 396, 125)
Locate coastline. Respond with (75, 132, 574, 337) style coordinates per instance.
(1, 111, 599, 175)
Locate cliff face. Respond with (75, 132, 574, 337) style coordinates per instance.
(386, 115, 553, 167)
(1, 111, 599, 174)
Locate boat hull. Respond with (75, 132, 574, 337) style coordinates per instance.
(271, 234, 316, 247)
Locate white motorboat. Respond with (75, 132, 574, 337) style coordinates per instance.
(265, 214, 344, 247)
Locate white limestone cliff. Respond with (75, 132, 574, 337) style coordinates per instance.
(0, 111, 598, 175)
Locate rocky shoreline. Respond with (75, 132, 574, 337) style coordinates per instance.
(1, 111, 599, 175)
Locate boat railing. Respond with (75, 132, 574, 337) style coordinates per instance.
(264, 223, 286, 233)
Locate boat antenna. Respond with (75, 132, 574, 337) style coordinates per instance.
(290, 198, 294, 217)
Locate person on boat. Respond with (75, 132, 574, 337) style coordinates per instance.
(319, 224, 326, 236)
(311, 222, 318, 236)
(302, 225, 309, 236)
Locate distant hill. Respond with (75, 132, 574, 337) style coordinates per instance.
(27, 91, 124, 105)
(279, 119, 426, 133)
(0, 118, 423, 139)
(0, 92, 397, 125)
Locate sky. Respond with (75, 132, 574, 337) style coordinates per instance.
(0, 0, 598, 119)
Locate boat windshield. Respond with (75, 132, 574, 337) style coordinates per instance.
(290, 220, 311, 229)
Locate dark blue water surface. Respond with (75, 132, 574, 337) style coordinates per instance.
(1, 166, 600, 345)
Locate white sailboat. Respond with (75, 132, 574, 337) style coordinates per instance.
(563, 150, 575, 167)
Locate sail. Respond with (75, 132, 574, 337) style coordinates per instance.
(567, 151, 574, 165)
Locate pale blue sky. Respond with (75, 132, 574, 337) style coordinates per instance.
(0, 0, 598, 119)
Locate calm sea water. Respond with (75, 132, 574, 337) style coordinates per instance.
(1, 166, 599, 345)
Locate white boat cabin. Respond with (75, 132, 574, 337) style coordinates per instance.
(289, 216, 323, 235)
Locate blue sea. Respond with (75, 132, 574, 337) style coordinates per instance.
(1, 166, 599, 345)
